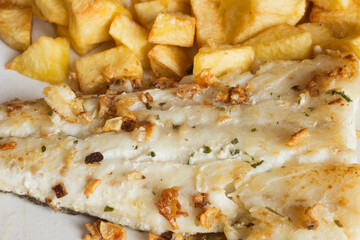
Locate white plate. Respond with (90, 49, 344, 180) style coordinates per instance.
(0, 18, 147, 240)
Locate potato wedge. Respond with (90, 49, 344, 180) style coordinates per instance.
(0, 6, 31, 52)
(325, 35, 360, 59)
(193, 45, 254, 79)
(191, 0, 225, 47)
(298, 23, 335, 46)
(56, 25, 98, 56)
(310, 0, 349, 11)
(310, 4, 360, 38)
(2, 0, 45, 19)
(149, 12, 195, 47)
(65, 0, 131, 46)
(223, 0, 306, 44)
(75, 46, 143, 94)
(6, 36, 70, 84)
(34, 0, 69, 25)
(109, 14, 153, 68)
(134, 1, 166, 31)
(165, 0, 191, 14)
(243, 24, 312, 62)
(148, 45, 192, 79)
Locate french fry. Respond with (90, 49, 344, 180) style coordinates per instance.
(65, 0, 131, 46)
(243, 24, 312, 62)
(310, 0, 349, 11)
(75, 46, 143, 94)
(298, 23, 335, 46)
(134, 1, 166, 31)
(310, 3, 360, 38)
(6, 36, 70, 84)
(0, 6, 31, 52)
(149, 12, 195, 47)
(34, 0, 69, 25)
(193, 45, 255, 80)
(190, 0, 225, 47)
(325, 35, 360, 59)
(109, 14, 153, 68)
(223, 0, 306, 44)
(56, 25, 98, 56)
(1, 0, 45, 20)
(148, 45, 192, 79)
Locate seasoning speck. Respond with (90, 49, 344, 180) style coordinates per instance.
(85, 152, 104, 166)
(104, 205, 114, 212)
(202, 146, 212, 154)
(148, 151, 156, 157)
(48, 109, 54, 116)
(251, 160, 264, 168)
(231, 138, 239, 145)
(217, 107, 225, 111)
(251, 128, 257, 132)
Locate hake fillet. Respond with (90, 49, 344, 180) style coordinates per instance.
(1, 53, 360, 238)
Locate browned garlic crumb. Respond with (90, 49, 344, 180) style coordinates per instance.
(84, 179, 102, 198)
(84, 220, 127, 240)
(287, 128, 309, 146)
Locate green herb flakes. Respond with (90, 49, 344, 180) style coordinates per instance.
(217, 107, 225, 111)
(327, 90, 352, 102)
(251, 128, 257, 132)
(308, 107, 315, 111)
(48, 109, 54, 116)
(159, 102, 166, 106)
(230, 149, 240, 156)
(334, 220, 343, 228)
(133, 145, 138, 150)
(231, 138, 239, 145)
(202, 146, 212, 154)
(251, 160, 264, 168)
(172, 123, 180, 129)
(104, 205, 114, 212)
(145, 104, 152, 110)
(148, 151, 156, 157)
(41, 145, 46, 152)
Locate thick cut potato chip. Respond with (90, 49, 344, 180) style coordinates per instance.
(148, 45, 192, 79)
(191, 0, 225, 47)
(56, 25, 98, 56)
(109, 14, 153, 69)
(34, 0, 69, 26)
(193, 45, 255, 79)
(243, 24, 312, 62)
(134, 1, 166, 31)
(149, 12, 195, 47)
(325, 36, 360, 59)
(6, 36, 70, 84)
(65, 0, 131, 46)
(222, 0, 306, 44)
(75, 46, 143, 94)
(310, 3, 360, 38)
(0, 6, 31, 52)
(310, 0, 349, 11)
(298, 23, 335, 46)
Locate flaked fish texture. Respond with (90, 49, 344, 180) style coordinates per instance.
(0, 53, 360, 238)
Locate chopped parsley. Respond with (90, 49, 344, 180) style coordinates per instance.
(217, 107, 225, 111)
(190, 152, 195, 157)
(145, 104, 152, 110)
(48, 109, 54, 116)
(230, 149, 240, 156)
(172, 123, 180, 129)
(231, 138, 239, 145)
(104, 205, 114, 212)
(251, 128, 257, 132)
(155, 115, 160, 120)
(133, 145, 138, 150)
(308, 107, 315, 112)
(159, 102, 166, 106)
(202, 146, 212, 154)
(305, 113, 309, 117)
(251, 160, 264, 168)
(334, 220, 343, 228)
(327, 90, 352, 102)
(41, 145, 46, 152)
(243, 151, 255, 160)
(270, 92, 273, 95)
(148, 151, 156, 157)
